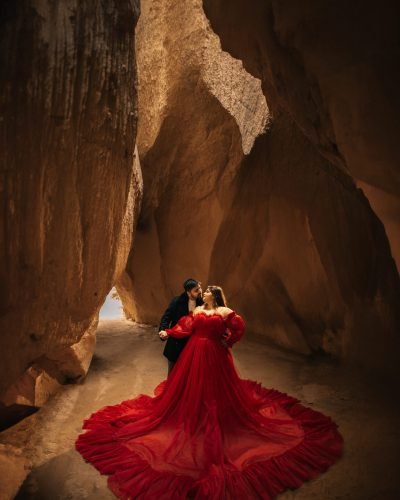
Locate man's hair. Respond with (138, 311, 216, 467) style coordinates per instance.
(183, 278, 200, 292)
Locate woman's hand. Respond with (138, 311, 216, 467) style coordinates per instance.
(159, 330, 168, 340)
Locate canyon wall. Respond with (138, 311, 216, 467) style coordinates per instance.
(119, 0, 268, 320)
(210, 114, 400, 371)
(202, 0, 400, 269)
(128, 0, 400, 375)
(0, 1, 141, 399)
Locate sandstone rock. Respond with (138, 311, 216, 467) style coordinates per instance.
(202, 0, 400, 196)
(130, 0, 400, 377)
(0, 444, 31, 500)
(202, 0, 400, 271)
(135, 0, 269, 158)
(0, 1, 141, 397)
(1, 314, 98, 417)
(115, 272, 137, 322)
(125, 79, 245, 323)
(210, 115, 400, 372)
(124, 0, 267, 323)
(356, 181, 400, 273)
(2, 365, 61, 408)
(46, 314, 98, 382)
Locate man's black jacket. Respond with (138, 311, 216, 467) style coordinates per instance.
(159, 292, 203, 362)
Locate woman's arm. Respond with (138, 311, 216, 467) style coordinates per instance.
(225, 311, 245, 347)
(165, 313, 195, 339)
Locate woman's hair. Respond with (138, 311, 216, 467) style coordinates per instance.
(206, 285, 227, 308)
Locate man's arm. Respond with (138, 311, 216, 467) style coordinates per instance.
(159, 297, 178, 332)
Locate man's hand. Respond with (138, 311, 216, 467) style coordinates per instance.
(221, 330, 231, 349)
(159, 330, 168, 341)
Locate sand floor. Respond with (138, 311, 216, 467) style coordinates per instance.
(1, 319, 399, 499)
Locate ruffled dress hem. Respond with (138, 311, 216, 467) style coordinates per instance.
(75, 380, 343, 500)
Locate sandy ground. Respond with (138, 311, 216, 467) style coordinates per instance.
(1, 319, 399, 500)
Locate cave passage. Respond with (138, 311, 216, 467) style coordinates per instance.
(1, 0, 400, 498)
(5, 319, 399, 500)
(99, 288, 124, 320)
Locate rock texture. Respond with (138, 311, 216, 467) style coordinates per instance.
(202, 0, 400, 194)
(127, 0, 400, 376)
(0, 443, 31, 500)
(46, 315, 98, 383)
(120, 0, 268, 320)
(356, 181, 400, 272)
(211, 115, 400, 371)
(0, 1, 141, 398)
(202, 0, 400, 269)
(2, 314, 99, 413)
(135, 0, 268, 158)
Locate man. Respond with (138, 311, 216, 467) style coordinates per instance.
(158, 278, 203, 375)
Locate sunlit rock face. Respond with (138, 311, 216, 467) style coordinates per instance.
(202, 0, 400, 277)
(128, 0, 400, 375)
(122, 0, 268, 322)
(135, 0, 269, 158)
(0, 1, 141, 398)
(202, 0, 400, 195)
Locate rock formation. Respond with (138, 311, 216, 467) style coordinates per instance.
(0, 0, 141, 403)
(0, 443, 31, 499)
(1, 0, 399, 419)
(125, 0, 400, 376)
(2, 315, 98, 411)
(210, 114, 400, 372)
(119, 0, 268, 320)
(202, 0, 400, 269)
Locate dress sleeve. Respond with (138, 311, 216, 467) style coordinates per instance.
(166, 313, 195, 339)
(225, 311, 245, 347)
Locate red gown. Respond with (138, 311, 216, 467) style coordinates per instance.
(75, 311, 343, 499)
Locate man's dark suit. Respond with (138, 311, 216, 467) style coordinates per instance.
(159, 293, 203, 363)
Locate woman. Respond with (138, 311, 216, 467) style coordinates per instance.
(76, 286, 343, 499)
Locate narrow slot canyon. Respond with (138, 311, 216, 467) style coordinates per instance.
(1, 1, 400, 499)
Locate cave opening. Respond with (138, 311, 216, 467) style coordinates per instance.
(99, 287, 125, 320)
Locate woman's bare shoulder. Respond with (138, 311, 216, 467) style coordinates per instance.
(218, 306, 233, 317)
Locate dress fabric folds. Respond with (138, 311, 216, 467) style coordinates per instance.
(75, 311, 343, 499)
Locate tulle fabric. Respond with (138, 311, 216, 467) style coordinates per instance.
(76, 311, 343, 499)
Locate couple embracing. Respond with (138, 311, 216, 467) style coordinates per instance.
(76, 277, 343, 499)
(158, 278, 233, 375)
